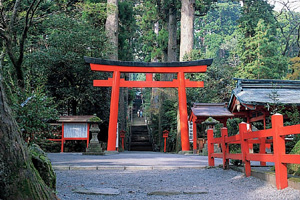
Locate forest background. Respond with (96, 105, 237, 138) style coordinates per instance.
(1, 0, 300, 153)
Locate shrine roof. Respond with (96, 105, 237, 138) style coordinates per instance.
(191, 103, 234, 118)
(84, 56, 213, 67)
(229, 78, 300, 107)
(58, 115, 95, 123)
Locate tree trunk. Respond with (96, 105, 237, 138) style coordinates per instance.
(168, 6, 177, 62)
(177, 0, 194, 152)
(0, 78, 57, 199)
(105, 0, 119, 60)
(180, 0, 195, 61)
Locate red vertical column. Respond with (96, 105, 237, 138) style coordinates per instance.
(107, 70, 121, 151)
(221, 127, 229, 169)
(61, 122, 64, 153)
(178, 71, 189, 151)
(272, 114, 288, 189)
(240, 122, 251, 177)
(260, 114, 266, 166)
(146, 73, 153, 81)
(192, 119, 197, 154)
(164, 137, 167, 153)
(207, 128, 214, 167)
(87, 123, 90, 148)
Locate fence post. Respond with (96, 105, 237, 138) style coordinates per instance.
(259, 137, 266, 166)
(207, 128, 215, 167)
(239, 122, 251, 177)
(221, 127, 229, 169)
(272, 114, 288, 189)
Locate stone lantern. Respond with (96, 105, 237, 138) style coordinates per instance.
(83, 115, 104, 155)
(202, 117, 220, 135)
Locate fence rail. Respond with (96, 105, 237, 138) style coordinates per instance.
(207, 114, 300, 190)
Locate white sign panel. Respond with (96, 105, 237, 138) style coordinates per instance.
(116, 123, 119, 148)
(189, 121, 193, 143)
(64, 123, 88, 138)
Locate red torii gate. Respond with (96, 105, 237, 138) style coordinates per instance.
(84, 57, 213, 152)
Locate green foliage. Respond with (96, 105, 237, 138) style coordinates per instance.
(229, 147, 242, 166)
(29, 14, 111, 119)
(238, 0, 275, 38)
(287, 57, 300, 80)
(80, 2, 107, 27)
(3, 77, 58, 142)
(284, 105, 300, 154)
(227, 118, 243, 136)
(150, 98, 178, 152)
(274, 10, 300, 57)
(186, 63, 234, 105)
(195, 0, 217, 15)
(119, 1, 136, 61)
(287, 140, 300, 176)
(237, 19, 288, 79)
(227, 118, 243, 166)
(89, 115, 103, 123)
(236, 0, 288, 79)
(135, 0, 171, 61)
(194, 1, 241, 60)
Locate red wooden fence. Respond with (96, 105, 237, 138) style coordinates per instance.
(207, 114, 300, 190)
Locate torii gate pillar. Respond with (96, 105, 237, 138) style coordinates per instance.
(107, 70, 121, 151)
(178, 71, 189, 150)
(85, 57, 213, 152)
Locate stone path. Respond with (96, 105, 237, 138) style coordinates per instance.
(55, 168, 300, 200)
(51, 151, 300, 200)
(48, 151, 224, 170)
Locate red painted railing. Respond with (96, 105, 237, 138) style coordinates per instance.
(207, 114, 300, 190)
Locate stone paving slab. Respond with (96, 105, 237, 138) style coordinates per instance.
(74, 187, 120, 195)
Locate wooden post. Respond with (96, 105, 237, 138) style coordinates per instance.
(240, 122, 251, 177)
(107, 70, 121, 151)
(87, 123, 90, 148)
(221, 127, 229, 169)
(260, 113, 266, 166)
(207, 128, 214, 167)
(272, 114, 288, 189)
(178, 71, 189, 151)
(61, 122, 64, 153)
(163, 130, 169, 153)
(193, 119, 197, 154)
(259, 137, 266, 166)
(146, 73, 153, 81)
(120, 130, 126, 150)
(164, 137, 167, 152)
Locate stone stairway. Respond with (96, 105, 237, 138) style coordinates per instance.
(130, 116, 153, 151)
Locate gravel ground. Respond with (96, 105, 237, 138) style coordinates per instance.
(56, 168, 300, 200)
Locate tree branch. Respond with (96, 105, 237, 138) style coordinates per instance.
(8, 0, 21, 32)
(18, 0, 42, 67)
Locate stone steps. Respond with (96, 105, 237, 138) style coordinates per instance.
(130, 124, 152, 151)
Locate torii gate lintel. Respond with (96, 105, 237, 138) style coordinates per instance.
(85, 57, 213, 152)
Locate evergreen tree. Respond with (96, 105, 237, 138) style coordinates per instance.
(237, 0, 287, 79)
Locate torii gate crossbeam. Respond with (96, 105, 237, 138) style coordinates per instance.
(85, 57, 213, 152)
